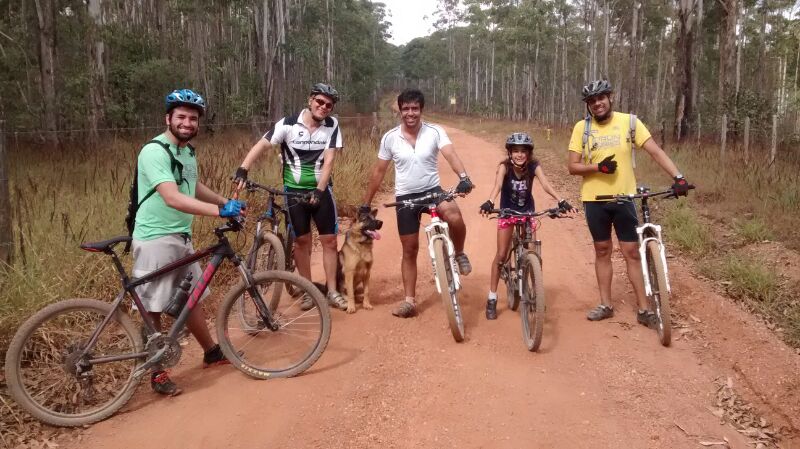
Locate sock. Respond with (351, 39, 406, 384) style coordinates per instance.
(405, 296, 415, 304)
(488, 291, 497, 300)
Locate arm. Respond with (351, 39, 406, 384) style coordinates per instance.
(156, 182, 220, 216)
(362, 159, 391, 205)
(316, 148, 337, 191)
(439, 143, 468, 176)
(486, 163, 506, 203)
(195, 182, 228, 207)
(533, 165, 563, 203)
(640, 137, 681, 178)
(240, 138, 272, 171)
(567, 151, 600, 176)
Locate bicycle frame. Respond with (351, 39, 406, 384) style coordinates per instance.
(245, 183, 298, 271)
(424, 206, 461, 293)
(77, 224, 265, 378)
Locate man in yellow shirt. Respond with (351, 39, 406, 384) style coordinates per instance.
(567, 80, 690, 326)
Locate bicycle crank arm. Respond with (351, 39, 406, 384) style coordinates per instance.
(132, 346, 169, 378)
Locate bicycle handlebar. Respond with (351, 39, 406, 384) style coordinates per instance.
(383, 188, 460, 208)
(243, 180, 312, 199)
(595, 185, 696, 201)
(487, 207, 565, 219)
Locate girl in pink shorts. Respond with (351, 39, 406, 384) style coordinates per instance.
(478, 132, 572, 320)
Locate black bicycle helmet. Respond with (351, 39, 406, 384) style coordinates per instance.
(505, 132, 534, 151)
(310, 83, 340, 103)
(581, 80, 613, 101)
(165, 89, 206, 115)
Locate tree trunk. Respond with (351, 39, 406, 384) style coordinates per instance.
(673, 0, 697, 141)
(630, 1, 639, 112)
(34, 0, 58, 149)
(87, 0, 106, 143)
(718, 0, 737, 115)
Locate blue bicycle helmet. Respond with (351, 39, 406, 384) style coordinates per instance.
(165, 89, 206, 115)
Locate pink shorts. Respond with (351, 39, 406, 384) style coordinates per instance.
(497, 215, 538, 231)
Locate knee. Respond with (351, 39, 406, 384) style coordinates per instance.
(401, 242, 419, 259)
(318, 234, 337, 250)
(594, 242, 613, 258)
(294, 234, 311, 247)
(620, 245, 640, 261)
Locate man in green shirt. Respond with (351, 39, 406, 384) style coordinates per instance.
(131, 89, 245, 396)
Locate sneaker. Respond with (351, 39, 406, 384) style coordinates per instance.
(636, 310, 658, 329)
(454, 252, 472, 276)
(151, 370, 182, 396)
(586, 304, 614, 321)
(202, 344, 231, 368)
(327, 291, 348, 310)
(299, 293, 315, 311)
(485, 298, 498, 320)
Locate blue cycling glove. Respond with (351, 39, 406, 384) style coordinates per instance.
(219, 199, 245, 218)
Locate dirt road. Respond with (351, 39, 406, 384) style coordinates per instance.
(68, 125, 800, 449)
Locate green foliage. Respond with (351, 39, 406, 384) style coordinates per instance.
(734, 217, 775, 243)
(663, 202, 713, 254)
(721, 255, 781, 304)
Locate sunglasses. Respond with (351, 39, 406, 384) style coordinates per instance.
(313, 97, 334, 109)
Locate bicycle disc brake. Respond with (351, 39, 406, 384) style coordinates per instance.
(145, 335, 182, 368)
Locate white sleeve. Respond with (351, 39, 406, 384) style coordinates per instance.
(265, 118, 287, 145)
(435, 125, 452, 149)
(377, 132, 393, 161)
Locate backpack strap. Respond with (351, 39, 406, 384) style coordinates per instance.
(629, 114, 637, 169)
(137, 140, 186, 207)
(581, 114, 593, 164)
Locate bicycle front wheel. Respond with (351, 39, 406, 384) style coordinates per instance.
(217, 271, 331, 379)
(520, 253, 546, 352)
(4, 298, 143, 427)
(505, 257, 520, 312)
(646, 241, 672, 346)
(433, 239, 465, 342)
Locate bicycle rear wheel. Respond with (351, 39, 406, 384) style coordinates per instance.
(239, 231, 287, 327)
(433, 239, 465, 342)
(217, 271, 331, 379)
(646, 241, 672, 346)
(520, 253, 546, 352)
(4, 298, 143, 427)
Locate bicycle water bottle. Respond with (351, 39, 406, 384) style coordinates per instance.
(164, 272, 194, 318)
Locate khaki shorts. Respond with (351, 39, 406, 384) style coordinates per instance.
(131, 234, 209, 313)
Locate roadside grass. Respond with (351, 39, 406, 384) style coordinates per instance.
(0, 119, 390, 351)
(432, 113, 800, 348)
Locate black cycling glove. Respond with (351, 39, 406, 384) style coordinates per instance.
(557, 199, 574, 212)
(233, 166, 248, 183)
(456, 176, 475, 194)
(671, 175, 690, 197)
(597, 155, 617, 174)
(479, 200, 494, 214)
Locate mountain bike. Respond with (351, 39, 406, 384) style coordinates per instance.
(596, 185, 694, 346)
(239, 180, 309, 317)
(384, 188, 466, 342)
(4, 217, 331, 427)
(487, 207, 566, 351)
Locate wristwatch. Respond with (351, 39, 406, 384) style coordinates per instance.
(459, 172, 468, 180)
(673, 173, 684, 181)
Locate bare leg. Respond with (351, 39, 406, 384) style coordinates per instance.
(490, 227, 513, 292)
(619, 241, 648, 310)
(438, 201, 467, 253)
(185, 306, 215, 351)
(593, 240, 613, 307)
(293, 233, 313, 281)
(399, 233, 420, 300)
(319, 234, 338, 292)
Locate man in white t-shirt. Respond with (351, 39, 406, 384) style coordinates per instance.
(362, 89, 474, 318)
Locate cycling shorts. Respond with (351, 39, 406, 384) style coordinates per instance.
(583, 200, 638, 242)
(286, 186, 338, 237)
(395, 186, 445, 235)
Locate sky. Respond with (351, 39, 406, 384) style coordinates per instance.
(377, 0, 439, 46)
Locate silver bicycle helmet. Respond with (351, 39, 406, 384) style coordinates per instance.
(165, 89, 206, 115)
(310, 83, 340, 103)
(505, 132, 534, 150)
(581, 80, 613, 101)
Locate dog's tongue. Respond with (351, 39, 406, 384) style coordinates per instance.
(365, 230, 381, 240)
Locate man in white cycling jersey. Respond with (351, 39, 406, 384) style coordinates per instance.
(361, 88, 474, 318)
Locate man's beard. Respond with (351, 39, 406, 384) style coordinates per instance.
(170, 123, 197, 143)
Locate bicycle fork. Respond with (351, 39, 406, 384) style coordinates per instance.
(636, 223, 671, 297)
(425, 221, 461, 293)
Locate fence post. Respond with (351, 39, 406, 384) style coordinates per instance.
(696, 113, 701, 146)
(743, 117, 750, 162)
(0, 120, 13, 265)
(770, 114, 778, 167)
(720, 114, 727, 158)
(371, 112, 378, 138)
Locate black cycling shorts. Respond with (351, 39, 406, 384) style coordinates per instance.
(583, 200, 639, 242)
(395, 186, 445, 236)
(286, 186, 338, 237)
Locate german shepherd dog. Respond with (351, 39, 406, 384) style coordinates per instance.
(337, 209, 382, 313)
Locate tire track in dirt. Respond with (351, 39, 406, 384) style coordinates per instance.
(64, 124, 799, 449)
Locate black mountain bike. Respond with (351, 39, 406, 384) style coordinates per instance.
(487, 207, 567, 351)
(4, 217, 330, 427)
